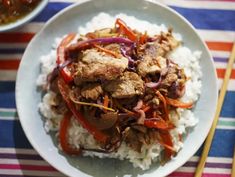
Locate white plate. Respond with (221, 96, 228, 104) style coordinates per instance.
(16, 0, 218, 176)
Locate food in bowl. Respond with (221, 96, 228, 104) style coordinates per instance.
(37, 13, 202, 170)
(0, 0, 41, 25)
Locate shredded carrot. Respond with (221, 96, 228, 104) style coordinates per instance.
(139, 31, 148, 44)
(103, 94, 109, 112)
(94, 44, 120, 58)
(153, 111, 157, 118)
(156, 91, 169, 120)
(115, 18, 137, 41)
(158, 140, 176, 152)
(142, 105, 151, 112)
(165, 97, 194, 109)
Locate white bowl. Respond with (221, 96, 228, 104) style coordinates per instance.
(0, 0, 48, 32)
(16, 0, 218, 176)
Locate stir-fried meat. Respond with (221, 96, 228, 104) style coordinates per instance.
(74, 49, 128, 85)
(160, 65, 187, 98)
(105, 71, 144, 98)
(137, 56, 167, 77)
(50, 19, 193, 159)
(81, 83, 103, 100)
(137, 31, 179, 77)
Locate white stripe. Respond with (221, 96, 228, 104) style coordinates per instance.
(176, 166, 231, 174)
(211, 51, 230, 58)
(0, 70, 17, 81)
(220, 117, 235, 121)
(189, 156, 232, 163)
(12, 22, 44, 33)
(0, 159, 50, 166)
(0, 108, 16, 112)
(216, 125, 235, 130)
(197, 30, 235, 43)
(156, 0, 235, 10)
(214, 62, 235, 69)
(0, 148, 38, 155)
(0, 116, 18, 120)
(218, 79, 235, 91)
(0, 54, 22, 60)
(0, 169, 65, 177)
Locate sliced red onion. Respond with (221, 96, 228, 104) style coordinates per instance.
(145, 82, 161, 88)
(58, 59, 73, 69)
(133, 100, 143, 111)
(137, 110, 145, 125)
(67, 37, 134, 51)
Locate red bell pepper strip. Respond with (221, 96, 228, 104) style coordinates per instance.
(57, 78, 109, 143)
(59, 111, 82, 155)
(115, 18, 137, 42)
(156, 91, 169, 121)
(165, 97, 193, 109)
(144, 118, 175, 130)
(57, 33, 76, 83)
(159, 130, 174, 160)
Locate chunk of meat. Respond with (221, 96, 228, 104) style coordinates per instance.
(160, 64, 187, 98)
(81, 83, 103, 100)
(74, 49, 128, 84)
(137, 56, 167, 77)
(105, 71, 144, 99)
(137, 31, 179, 77)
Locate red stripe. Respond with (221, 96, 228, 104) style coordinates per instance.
(0, 33, 34, 43)
(206, 42, 233, 52)
(216, 68, 235, 79)
(0, 60, 20, 70)
(0, 164, 56, 171)
(202, 174, 230, 177)
(169, 172, 193, 177)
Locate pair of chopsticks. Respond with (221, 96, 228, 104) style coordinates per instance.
(195, 41, 235, 177)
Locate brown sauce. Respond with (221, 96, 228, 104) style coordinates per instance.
(0, 0, 41, 25)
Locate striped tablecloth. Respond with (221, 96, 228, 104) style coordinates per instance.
(0, 0, 235, 176)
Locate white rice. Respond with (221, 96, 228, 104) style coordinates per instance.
(37, 13, 202, 170)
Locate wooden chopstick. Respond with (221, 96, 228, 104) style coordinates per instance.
(232, 148, 235, 177)
(195, 41, 235, 177)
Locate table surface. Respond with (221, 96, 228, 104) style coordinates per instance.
(0, 0, 235, 176)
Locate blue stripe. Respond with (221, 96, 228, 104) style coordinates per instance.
(196, 129, 235, 157)
(33, 2, 71, 22)
(171, 6, 235, 31)
(0, 93, 16, 108)
(0, 49, 25, 54)
(221, 91, 235, 117)
(0, 120, 32, 148)
(213, 57, 228, 63)
(32, 3, 235, 31)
